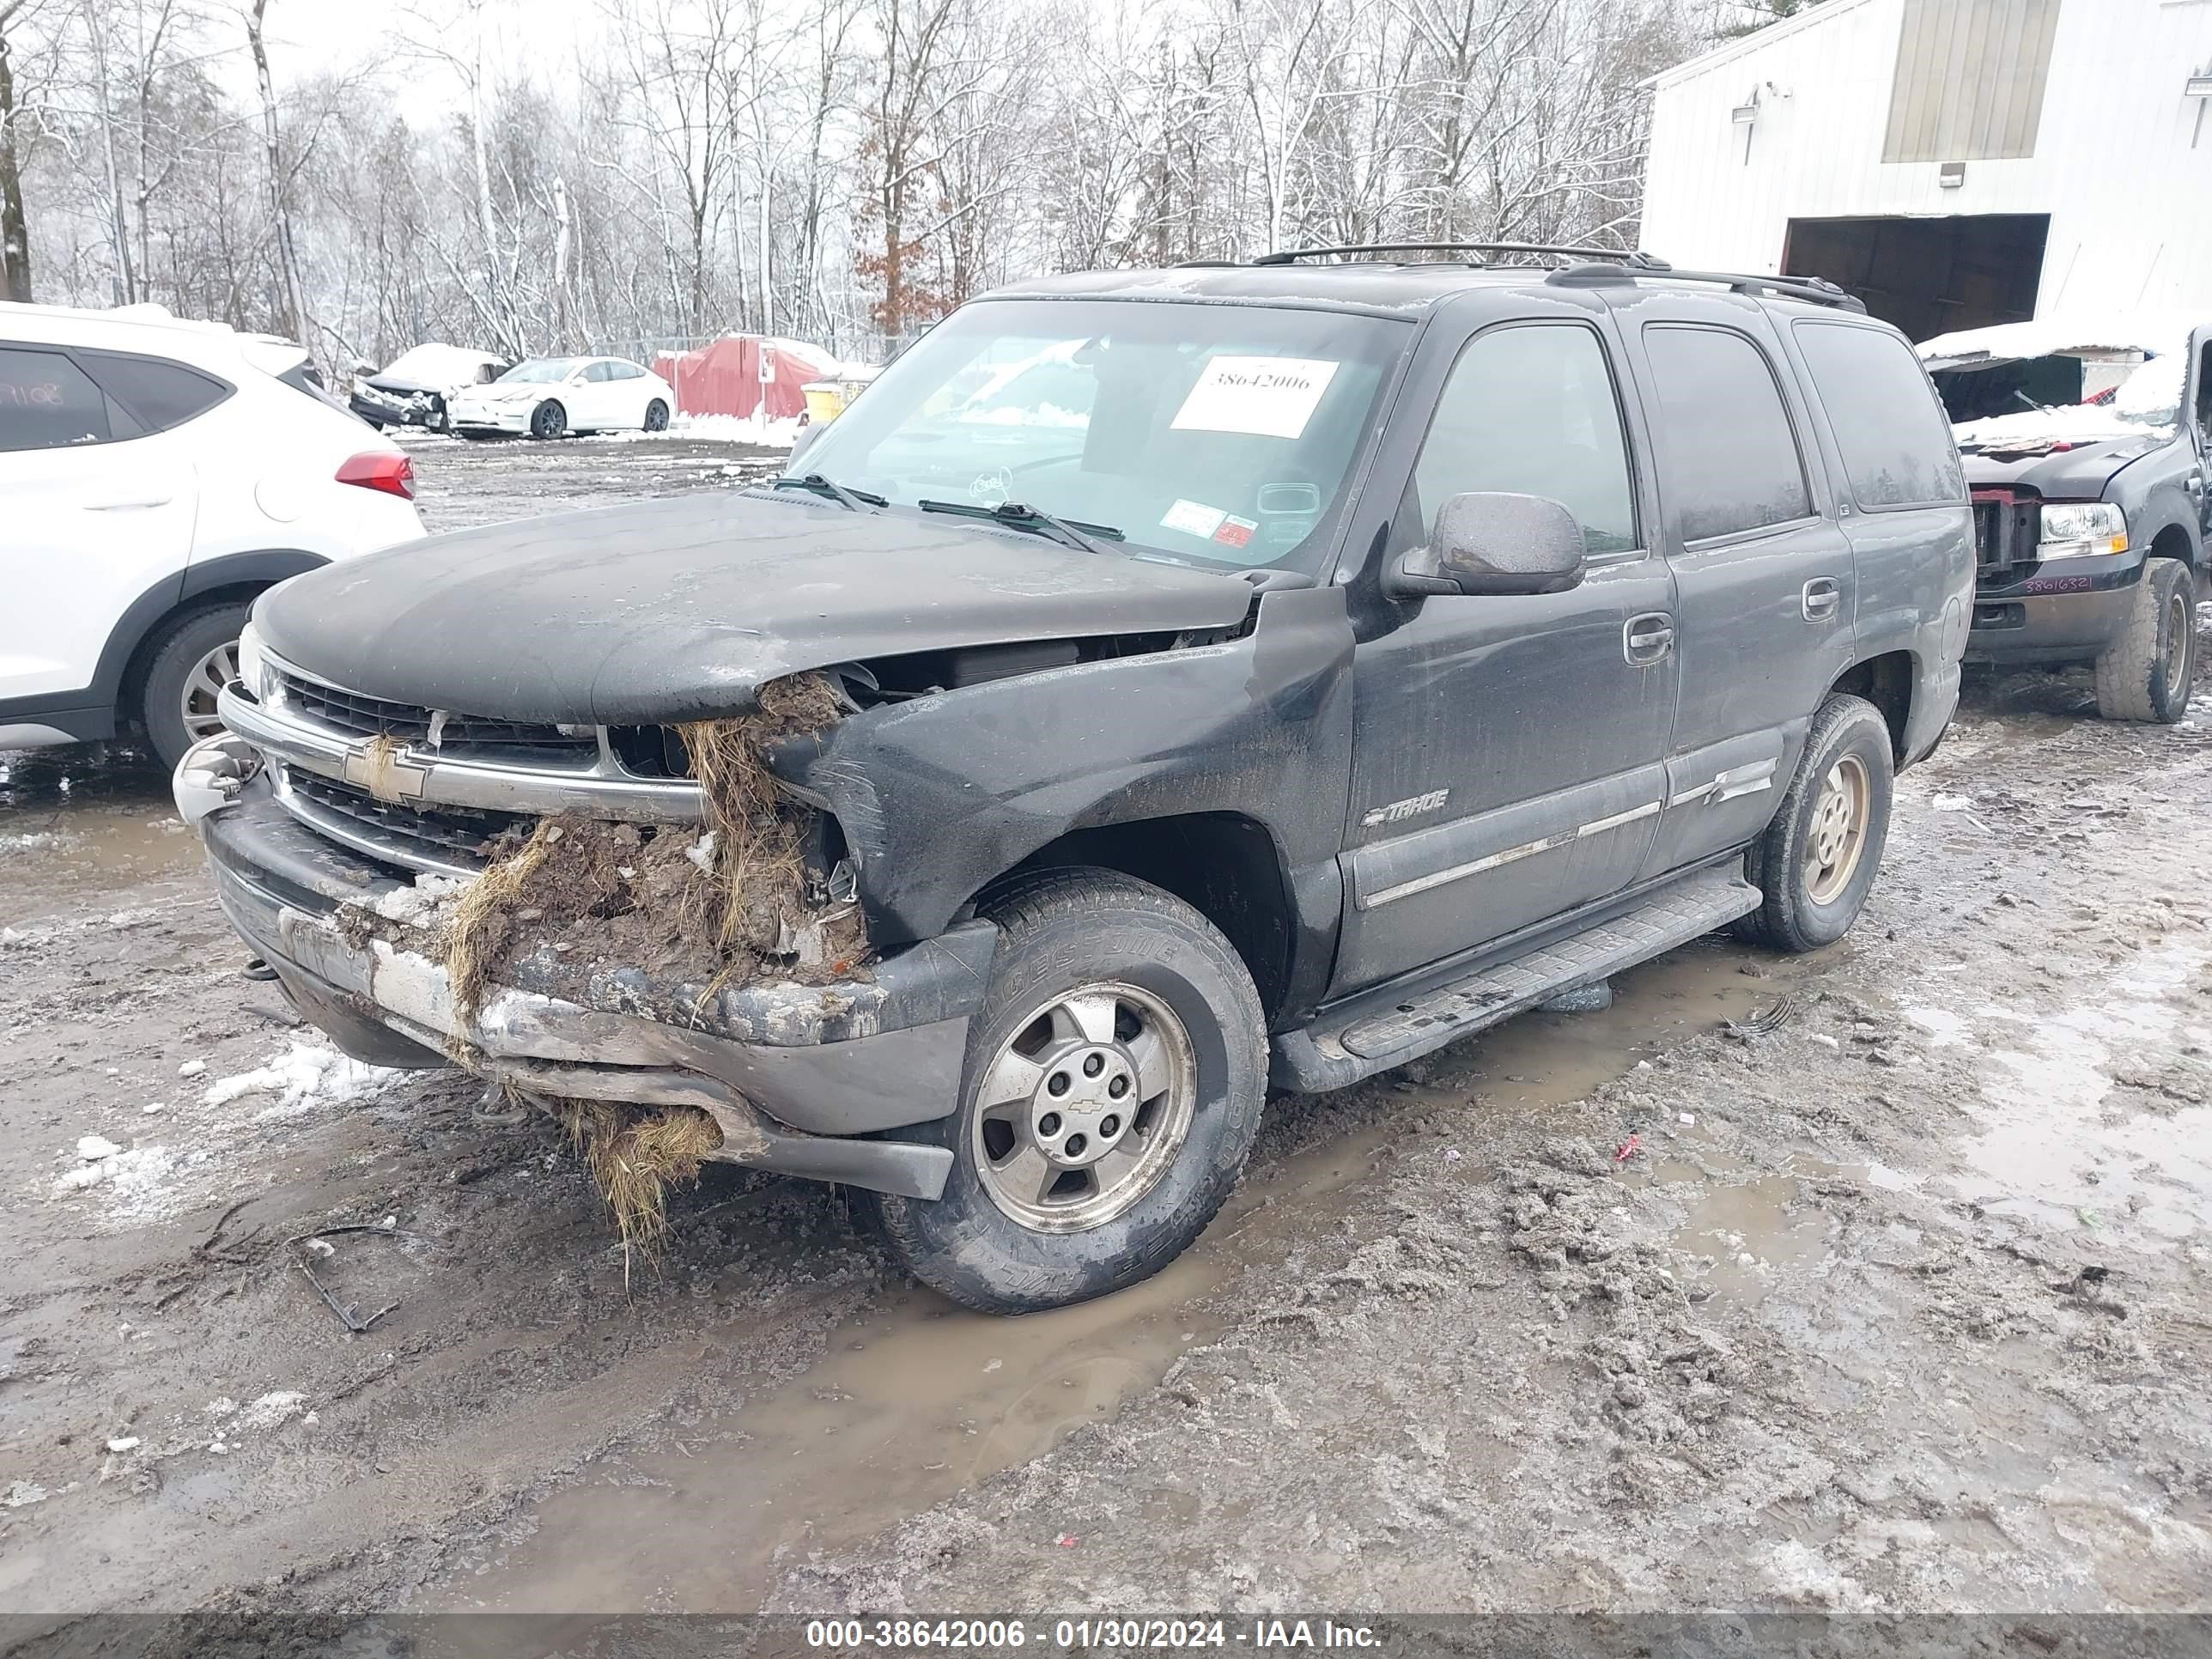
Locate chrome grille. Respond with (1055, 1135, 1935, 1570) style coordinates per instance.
(280, 765, 526, 873)
(273, 667, 594, 757)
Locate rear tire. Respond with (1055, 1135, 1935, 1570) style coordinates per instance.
(644, 398, 670, 432)
(1741, 693, 1893, 954)
(140, 603, 252, 773)
(2094, 556, 2197, 723)
(854, 868, 1266, 1315)
(530, 399, 567, 441)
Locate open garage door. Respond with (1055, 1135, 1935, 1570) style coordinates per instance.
(1782, 215, 2048, 342)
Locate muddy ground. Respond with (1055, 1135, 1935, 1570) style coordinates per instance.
(2, 435, 2209, 1642)
(398, 429, 787, 531)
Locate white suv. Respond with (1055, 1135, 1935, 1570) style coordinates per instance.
(0, 302, 427, 769)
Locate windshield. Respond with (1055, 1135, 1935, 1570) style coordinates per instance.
(1929, 347, 2184, 443)
(791, 298, 1408, 570)
(498, 358, 580, 385)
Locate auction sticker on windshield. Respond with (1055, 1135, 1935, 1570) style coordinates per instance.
(1170, 356, 1340, 440)
(1161, 498, 1229, 538)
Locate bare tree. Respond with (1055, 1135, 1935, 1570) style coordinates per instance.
(243, 0, 307, 344)
(6, 0, 1719, 364)
(0, 0, 52, 301)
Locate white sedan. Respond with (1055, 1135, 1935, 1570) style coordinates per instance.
(447, 355, 676, 440)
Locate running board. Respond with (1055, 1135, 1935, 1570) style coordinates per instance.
(1270, 865, 1761, 1093)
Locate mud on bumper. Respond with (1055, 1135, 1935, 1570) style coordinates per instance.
(174, 736, 994, 1200)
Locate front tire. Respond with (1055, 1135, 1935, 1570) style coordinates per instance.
(2094, 556, 2197, 723)
(529, 399, 567, 441)
(855, 869, 1266, 1315)
(1741, 693, 1893, 954)
(140, 602, 251, 772)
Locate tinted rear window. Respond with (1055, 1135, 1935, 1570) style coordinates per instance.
(1642, 325, 1811, 542)
(0, 346, 112, 451)
(1795, 322, 1965, 507)
(80, 350, 232, 432)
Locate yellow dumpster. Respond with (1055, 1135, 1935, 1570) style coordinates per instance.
(799, 365, 882, 428)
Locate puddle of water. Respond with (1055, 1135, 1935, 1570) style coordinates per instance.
(1942, 933, 2212, 1247)
(1674, 1174, 1831, 1302)
(434, 1170, 1267, 1613)
(1419, 937, 1795, 1112)
(438, 934, 1796, 1613)
(1, 746, 201, 926)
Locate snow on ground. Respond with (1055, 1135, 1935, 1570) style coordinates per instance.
(49, 1040, 402, 1228)
(674, 411, 801, 448)
(199, 1041, 398, 1121)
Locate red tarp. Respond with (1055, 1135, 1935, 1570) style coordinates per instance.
(653, 335, 838, 420)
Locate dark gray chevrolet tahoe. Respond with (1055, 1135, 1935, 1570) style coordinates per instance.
(174, 248, 1972, 1313)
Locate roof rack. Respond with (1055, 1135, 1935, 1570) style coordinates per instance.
(1250, 242, 1670, 269)
(1547, 262, 1867, 313)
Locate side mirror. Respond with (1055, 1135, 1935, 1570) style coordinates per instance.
(1386, 491, 1588, 599)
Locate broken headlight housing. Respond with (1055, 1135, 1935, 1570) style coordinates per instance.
(235, 620, 274, 702)
(2038, 501, 2128, 559)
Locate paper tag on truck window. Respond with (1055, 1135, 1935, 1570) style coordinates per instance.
(1160, 498, 1228, 538)
(1212, 516, 1258, 549)
(1170, 356, 1340, 440)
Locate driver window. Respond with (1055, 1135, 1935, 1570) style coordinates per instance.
(1402, 324, 1638, 556)
(2197, 343, 2211, 439)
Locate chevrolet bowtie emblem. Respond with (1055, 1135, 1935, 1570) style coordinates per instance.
(342, 739, 430, 803)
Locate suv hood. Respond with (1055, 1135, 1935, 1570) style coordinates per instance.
(255, 490, 1259, 724)
(1954, 430, 2165, 497)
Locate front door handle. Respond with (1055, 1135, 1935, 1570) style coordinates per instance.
(1802, 577, 1843, 622)
(1624, 612, 1674, 665)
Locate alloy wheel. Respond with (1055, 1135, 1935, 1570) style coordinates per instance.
(969, 981, 1198, 1233)
(180, 639, 240, 744)
(1802, 753, 1870, 905)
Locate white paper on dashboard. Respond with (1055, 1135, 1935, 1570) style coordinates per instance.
(1169, 356, 1340, 441)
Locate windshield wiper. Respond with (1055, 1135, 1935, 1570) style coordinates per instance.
(771, 473, 886, 512)
(917, 499, 1124, 556)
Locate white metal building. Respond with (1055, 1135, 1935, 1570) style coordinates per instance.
(1639, 0, 2212, 339)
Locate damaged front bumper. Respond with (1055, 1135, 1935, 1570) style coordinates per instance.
(1965, 547, 2146, 665)
(173, 733, 993, 1200)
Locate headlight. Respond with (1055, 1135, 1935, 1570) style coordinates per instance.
(236, 622, 270, 702)
(2039, 501, 2128, 557)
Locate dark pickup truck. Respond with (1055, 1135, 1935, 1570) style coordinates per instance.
(174, 247, 1972, 1313)
(1920, 317, 2211, 722)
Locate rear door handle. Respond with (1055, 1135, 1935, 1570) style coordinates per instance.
(1624, 612, 1674, 665)
(85, 494, 173, 511)
(1802, 577, 1843, 622)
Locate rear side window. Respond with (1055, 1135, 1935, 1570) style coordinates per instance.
(1406, 323, 1639, 555)
(1641, 325, 1811, 542)
(1794, 322, 1965, 507)
(0, 347, 111, 451)
(79, 349, 231, 433)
